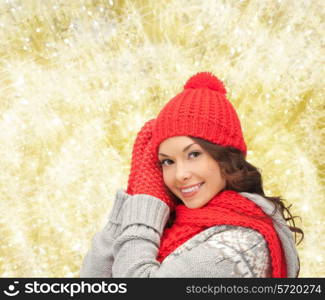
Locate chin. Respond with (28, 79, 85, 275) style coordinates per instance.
(183, 201, 203, 209)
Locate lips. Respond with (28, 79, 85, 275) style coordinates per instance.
(179, 182, 204, 198)
(179, 182, 203, 191)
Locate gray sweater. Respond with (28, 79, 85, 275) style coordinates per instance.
(80, 190, 299, 278)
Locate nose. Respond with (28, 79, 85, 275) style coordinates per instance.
(175, 162, 191, 182)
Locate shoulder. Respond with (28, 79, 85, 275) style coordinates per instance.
(205, 225, 268, 253)
(167, 225, 268, 257)
(159, 225, 271, 277)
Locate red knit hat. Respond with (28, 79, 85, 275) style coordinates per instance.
(152, 72, 247, 156)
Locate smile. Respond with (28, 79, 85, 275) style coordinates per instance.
(179, 182, 204, 197)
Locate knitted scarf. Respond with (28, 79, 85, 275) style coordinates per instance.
(157, 189, 287, 277)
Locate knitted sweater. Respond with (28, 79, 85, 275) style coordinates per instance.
(80, 190, 299, 278)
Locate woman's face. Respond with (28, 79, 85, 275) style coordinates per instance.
(158, 136, 226, 209)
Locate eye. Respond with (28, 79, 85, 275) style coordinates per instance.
(189, 151, 202, 158)
(159, 159, 173, 166)
(159, 151, 202, 167)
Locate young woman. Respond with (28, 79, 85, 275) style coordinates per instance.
(80, 72, 303, 277)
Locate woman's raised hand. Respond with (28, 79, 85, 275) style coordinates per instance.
(126, 119, 175, 210)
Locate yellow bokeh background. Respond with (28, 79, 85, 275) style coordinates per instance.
(0, 0, 324, 277)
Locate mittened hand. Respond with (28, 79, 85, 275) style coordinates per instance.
(127, 119, 175, 210)
(127, 119, 155, 196)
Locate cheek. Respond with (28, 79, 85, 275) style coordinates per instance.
(205, 164, 225, 184)
(162, 171, 173, 188)
(205, 170, 219, 182)
(203, 162, 218, 177)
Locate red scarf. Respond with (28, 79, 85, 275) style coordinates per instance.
(157, 190, 287, 277)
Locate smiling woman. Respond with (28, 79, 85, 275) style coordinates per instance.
(158, 136, 226, 209)
(80, 72, 303, 278)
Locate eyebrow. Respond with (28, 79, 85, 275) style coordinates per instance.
(158, 143, 198, 157)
